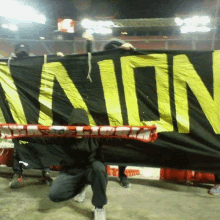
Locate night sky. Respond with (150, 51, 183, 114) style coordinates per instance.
(24, 0, 212, 23)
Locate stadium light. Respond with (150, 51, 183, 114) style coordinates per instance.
(175, 18, 183, 26)
(81, 19, 93, 28)
(176, 15, 211, 34)
(2, 23, 18, 31)
(86, 28, 112, 34)
(81, 19, 116, 28)
(86, 29, 95, 34)
(181, 25, 211, 33)
(175, 16, 211, 26)
(8, 24, 18, 31)
(2, 24, 8, 29)
(199, 16, 211, 25)
(81, 18, 115, 34)
(0, 0, 46, 24)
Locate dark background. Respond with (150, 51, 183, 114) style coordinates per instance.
(22, 0, 207, 22)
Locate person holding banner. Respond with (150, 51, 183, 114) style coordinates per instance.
(9, 140, 53, 189)
(82, 32, 134, 188)
(49, 108, 107, 220)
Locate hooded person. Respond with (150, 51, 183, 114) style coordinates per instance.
(103, 38, 132, 189)
(103, 38, 126, 50)
(49, 108, 107, 220)
(82, 33, 133, 188)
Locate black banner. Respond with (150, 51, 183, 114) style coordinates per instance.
(0, 49, 220, 172)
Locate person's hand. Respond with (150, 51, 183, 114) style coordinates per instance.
(82, 32, 94, 41)
(120, 43, 135, 50)
(57, 52, 64, 57)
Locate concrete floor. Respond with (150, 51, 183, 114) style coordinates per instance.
(0, 167, 220, 220)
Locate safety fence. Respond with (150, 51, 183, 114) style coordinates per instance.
(0, 37, 219, 58)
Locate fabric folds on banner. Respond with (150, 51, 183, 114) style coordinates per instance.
(0, 49, 220, 173)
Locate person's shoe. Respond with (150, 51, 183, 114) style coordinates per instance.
(73, 186, 87, 203)
(119, 176, 131, 188)
(42, 172, 53, 186)
(94, 207, 106, 220)
(9, 173, 23, 189)
(209, 184, 220, 195)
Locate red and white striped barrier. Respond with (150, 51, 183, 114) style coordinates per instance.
(0, 124, 157, 143)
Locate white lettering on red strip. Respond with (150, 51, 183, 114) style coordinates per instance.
(100, 126, 115, 135)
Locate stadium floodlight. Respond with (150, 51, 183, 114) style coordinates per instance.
(82, 18, 114, 34)
(181, 25, 211, 33)
(95, 28, 112, 34)
(0, 0, 46, 24)
(181, 26, 191, 33)
(2, 23, 18, 31)
(197, 26, 211, 32)
(191, 16, 200, 25)
(177, 15, 211, 34)
(86, 27, 112, 34)
(175, 17, 184, 26)
(2, 24, 8, 29)
(38, 14, 46, 25)
(81, 18, 116, 28)
(81, 19, 94, 29)
(184, 18, 193, 25)
(200, 16, 211, 25)
(86, 29, 95, 34)
(8, 24, 18, 31)
(176, 16, 211, 26)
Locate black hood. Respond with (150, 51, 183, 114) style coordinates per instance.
(14, 43, 30, 58)
(103, 39, 125, 51)
(68, 108, 89, 125)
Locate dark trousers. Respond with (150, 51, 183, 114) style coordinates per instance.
(12, 149, 23, 175)
(49, 161, 108, 207)
(12, 148, 50, 175)
(215, 174, 220, 184)
(119, 166, 127, 178)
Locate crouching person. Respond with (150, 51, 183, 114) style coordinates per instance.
(49, 108, 107, 220)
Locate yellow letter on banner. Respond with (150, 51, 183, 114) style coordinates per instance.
(98, 60, 123, 126)
(121, 55, 173, 132)
(0, 63, 27, 124)
(38, 64, 55, 125)
(39, 62, 96, 126)
(173, 51, 220, 134)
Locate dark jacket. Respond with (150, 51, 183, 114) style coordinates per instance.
(60, 109, 103, 171)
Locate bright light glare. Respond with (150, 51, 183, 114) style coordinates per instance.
(181, 25, 211, 33)
(184, 18, 192, 25)
(95, 28, 112, 34)
(177, 15, 211, 34)
(86, 29, 95, 34)
(9, 24, 18, 31)
(2, 24, 8, 28)
(175, 17, 183, 26)
(2, 23, 18, 31)
(82, 19, 94, 28)
(38, 14, 46, 24)
(181, 26, 193, 33)
(81, 19, 116, 29)
(0, 0, 46, 24)
(191, 16, 200, 25)
(82, 18, 114, 34)
(200, 16, 210, 25)
(177, 16, 211, 26)
(86, 28, 112, 34)
(197, 26, 211, 32)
